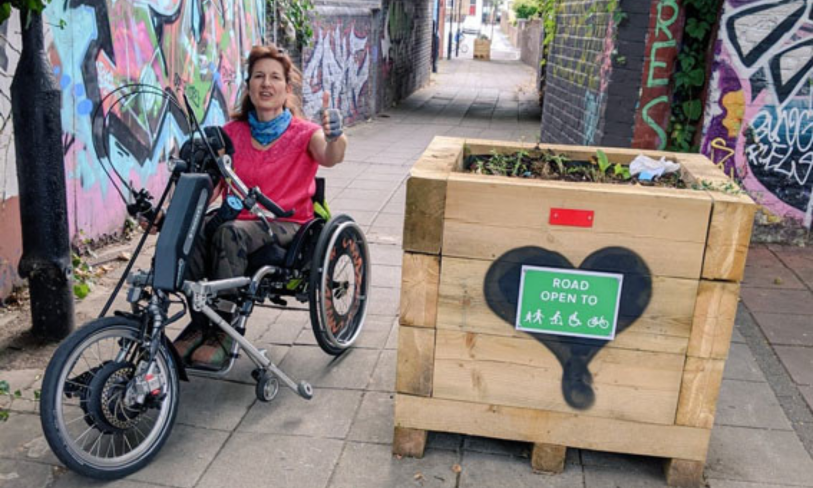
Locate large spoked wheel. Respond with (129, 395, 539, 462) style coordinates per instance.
(40, 317, 179, 480)
(309, 215, 370, 355)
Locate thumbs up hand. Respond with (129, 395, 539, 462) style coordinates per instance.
(320, 91, 343, 142)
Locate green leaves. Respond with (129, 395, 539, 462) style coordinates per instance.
(0, 0, 51, 24)
(681, 99, 703, 121)
(685, 17, 710, 40)
(596, 149, 611, 173)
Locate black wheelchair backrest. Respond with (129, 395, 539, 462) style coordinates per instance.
(154, 174, 213, 292)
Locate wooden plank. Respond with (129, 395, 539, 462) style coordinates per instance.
(675, 357, 725, 430)
(399, 253, 440, 328)
(702, 193, 756, 282)
(396, 326, 436, 396)
(403, 175, 447, 255)
(436, 256, 696, 355)
(531, 443, 566, 474)
(403, 137, 464, 254)
(394, 394, 712, 461)
(677, 153, 756, 282)
(665, 458, 705, 487)
(443, 173, 712, 280)
(433, 330, 685, 425)
(687, 281, 740, 360)
(412, 136, 465, 175)
(392, 427, 428, 458)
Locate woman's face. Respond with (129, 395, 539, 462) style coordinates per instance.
(248, 58, 290, 121)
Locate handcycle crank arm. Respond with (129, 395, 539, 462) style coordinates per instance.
(198, 304, 314, 400)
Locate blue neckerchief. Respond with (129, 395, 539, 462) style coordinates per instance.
(248, 108, 292, 146)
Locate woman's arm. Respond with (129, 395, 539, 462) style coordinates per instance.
(308, 91, 347, 168)
(309, 130, 347, 168)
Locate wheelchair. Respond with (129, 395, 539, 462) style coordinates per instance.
(39, 126, 370, 480)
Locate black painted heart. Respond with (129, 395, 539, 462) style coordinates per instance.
(483, 246, 652, 410)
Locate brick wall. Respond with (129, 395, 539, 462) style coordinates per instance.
(540, 0, 616, 146)
(540, 0, 650, 148)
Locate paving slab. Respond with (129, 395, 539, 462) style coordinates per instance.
(752, 312, 813, 346)
(774, 346, 813, 386)
(368, 244, 404, 267)
(347, 392, 395, 444)
(367, 349, 396, 392)
(714, 379, 793, 430)
(238, 388, 362, 439)
(742, 265, 806, 289)
(197, 433, 343, 488)
(277, 345, 379, 390)
(705, 425, 813, 486)
(330, 442, 459, 488)
(723, 343, 767, 383)
(177, 377, 255, 431)
(708, 480, 810, 488)
(739, 288, 813, 315)
(583, 462, 666, 488)
(0, 412, 60, 466)
(0, 459, 56, 488)
(385, 322, 399, 350)
(802, 386, 813, 411)
(128, 425, 228, 488)
(460, 451, 582, 487)
(746, 245, 785, 268)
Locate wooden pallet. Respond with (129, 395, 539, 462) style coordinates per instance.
(394, 137, 755, 487)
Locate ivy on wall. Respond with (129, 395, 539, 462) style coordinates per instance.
(269, 0, 316, 49)
(666, 0, 722, 152)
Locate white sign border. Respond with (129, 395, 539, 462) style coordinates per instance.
(514, 265, 625, 341)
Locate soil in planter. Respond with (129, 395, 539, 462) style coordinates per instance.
(464, 148, 688, 189)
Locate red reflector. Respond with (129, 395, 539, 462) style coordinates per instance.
(550, 208, 594, 227)
(151, 389, 161, 396)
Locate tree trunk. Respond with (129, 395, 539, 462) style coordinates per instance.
(11, 10, 74, 341)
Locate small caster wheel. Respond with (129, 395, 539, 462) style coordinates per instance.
(298, 381, 313, 400)
(256, 372, 280, 402)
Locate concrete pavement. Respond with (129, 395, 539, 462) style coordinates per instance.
(2, 35, 813, 488)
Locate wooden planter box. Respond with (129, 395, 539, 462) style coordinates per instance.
(473, 39, 491, 60)
(394, 137, 756, 486)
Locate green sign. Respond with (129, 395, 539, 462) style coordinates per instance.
(516, 266, 623, 341)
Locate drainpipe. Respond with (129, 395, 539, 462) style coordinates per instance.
(11, 10, 75, 341)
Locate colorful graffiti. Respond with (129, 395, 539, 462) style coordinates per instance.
(45, 0, 264, 239)
(632, 0, 685, 150)
(0, 1, 264, 295)
(303, 18, 372, 125)
(701, 0, 813, 229)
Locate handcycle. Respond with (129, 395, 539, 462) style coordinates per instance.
(38, 87, 370, 479)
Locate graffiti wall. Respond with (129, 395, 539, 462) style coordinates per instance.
(0, 0, 264, 297)
(304, 0, 433, 125)
(701, 0, 813, 237)
(303, 10, 374, 124)
(632, 0, 685, 149)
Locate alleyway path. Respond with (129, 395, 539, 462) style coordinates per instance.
(3, 37, 813, 487)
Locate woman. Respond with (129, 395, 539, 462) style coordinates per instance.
(177, 44, 347, 368)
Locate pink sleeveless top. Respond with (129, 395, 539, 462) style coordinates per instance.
(223, 118, 321, 224)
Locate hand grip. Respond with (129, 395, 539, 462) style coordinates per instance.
(255, 190, 295, 218)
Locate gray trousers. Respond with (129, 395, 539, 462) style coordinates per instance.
(186, 219, 301, 282)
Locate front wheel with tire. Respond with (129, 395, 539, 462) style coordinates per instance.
(40, 317, 180, 480)
(309, 215, 370, 355)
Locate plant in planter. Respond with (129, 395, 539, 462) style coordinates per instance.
(395, 137, 755, 487)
